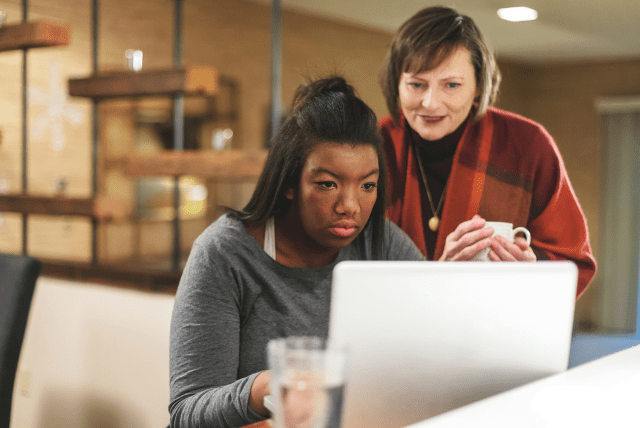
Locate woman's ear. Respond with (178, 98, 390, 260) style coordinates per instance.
(285, 187, 295, 200)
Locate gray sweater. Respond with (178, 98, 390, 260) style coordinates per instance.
(169, 214, 424, 428)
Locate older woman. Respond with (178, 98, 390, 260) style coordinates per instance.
(379, 6, 596, 296)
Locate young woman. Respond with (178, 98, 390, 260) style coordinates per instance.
(379, 6, 596, 296)
(169, 76, 425, 428)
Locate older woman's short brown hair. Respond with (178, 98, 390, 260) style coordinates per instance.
(380, 6, 501, 125)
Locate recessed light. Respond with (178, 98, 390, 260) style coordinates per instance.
(497, 7, 538, 22)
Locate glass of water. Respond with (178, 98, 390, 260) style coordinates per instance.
(268, 337, 347, 428)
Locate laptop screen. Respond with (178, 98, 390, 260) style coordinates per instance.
(328, 261, 578, 428)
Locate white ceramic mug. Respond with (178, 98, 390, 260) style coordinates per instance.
(472, 221, 531, 261)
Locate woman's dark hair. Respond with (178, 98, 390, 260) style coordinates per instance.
(380, 6, 501, 125)
(230, 75, 388, 258)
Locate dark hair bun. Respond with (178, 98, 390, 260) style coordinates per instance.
(292, 75, 355, 111)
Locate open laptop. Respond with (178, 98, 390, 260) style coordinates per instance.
(327, 261, 578, 428)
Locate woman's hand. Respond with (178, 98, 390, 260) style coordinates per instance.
(249, 370, 271, 416)
(487, 235, 537, 262)
(439, 215, 494, 261)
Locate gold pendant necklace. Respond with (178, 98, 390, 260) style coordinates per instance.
(413, 145, 448, 232)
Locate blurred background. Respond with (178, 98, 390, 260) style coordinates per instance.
(1, 0, 639, 427)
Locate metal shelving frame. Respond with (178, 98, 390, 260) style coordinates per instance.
(21, 0, 29, 255)
(11, 0, 282, 282)
(85, 0, 188, 271)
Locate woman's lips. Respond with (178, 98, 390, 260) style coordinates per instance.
(329, 222, 357, 238)
(419, 115, 445, 124)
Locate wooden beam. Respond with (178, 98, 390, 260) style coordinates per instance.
(0, 21, 70, 52)
(0, 194, 128, 221)
(40, 258, 180, 293)
(123, 150, 268, 179)
(0, 194, 93, 216)
(68, 66, 218, 98)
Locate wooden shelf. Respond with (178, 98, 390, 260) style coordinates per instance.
(0, 194, 127, 221)
(123, 150, 267, 179)
(0, 21, 70, 52)
(68, 66, 218, 98)
(40, 258, 181, 293)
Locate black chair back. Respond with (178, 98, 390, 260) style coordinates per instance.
(0, 253, 41, 428)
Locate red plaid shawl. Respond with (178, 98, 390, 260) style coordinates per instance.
(381, 107, 596, 297)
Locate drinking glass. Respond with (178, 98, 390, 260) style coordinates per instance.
(268, 336, 347, 428)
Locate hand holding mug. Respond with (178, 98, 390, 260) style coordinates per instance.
(439, 215, 494, 261)
(473, 221, 536, 262)
(488, 234, 536, 261)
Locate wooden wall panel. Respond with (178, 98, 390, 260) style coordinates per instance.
(98, 221, 135, 261)
(181, 0, 393, 150)
(0, 51, 23, 196)
(138, 220, 173, 257)
(99, 0, 174, 71)
(183, 0, 271, 150)
(27, 214, 92, 262)
(0, 4, 25, 255)
(26, 0, 92, 196)
(0, 0, 92, 258)
(0, 0, 22, 203)
(279, 9, 392, 121)
(494, 60, 532, 115)
(0, 213, 22, 253)
(23, 1, 92, 259)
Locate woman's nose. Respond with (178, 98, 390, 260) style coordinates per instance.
(336, 190, 359, 216)
(421, 88, 439, 109)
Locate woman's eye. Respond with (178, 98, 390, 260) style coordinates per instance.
(446, 82, 461, 89)
(363, 182, 378, 191)
(317, 181, 336, 189)
(408, 82, 423, 89)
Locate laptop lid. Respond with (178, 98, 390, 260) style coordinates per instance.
(328, 261, 578, 428)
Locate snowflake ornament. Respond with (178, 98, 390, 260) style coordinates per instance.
(29, 60, 84, 152)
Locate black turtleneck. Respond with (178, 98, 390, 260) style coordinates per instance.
(408, 117, 468, 260)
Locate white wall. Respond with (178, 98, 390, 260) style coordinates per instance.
(10, 277, 174, 428)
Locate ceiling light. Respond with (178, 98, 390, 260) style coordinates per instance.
(497, 7, 538, 22)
